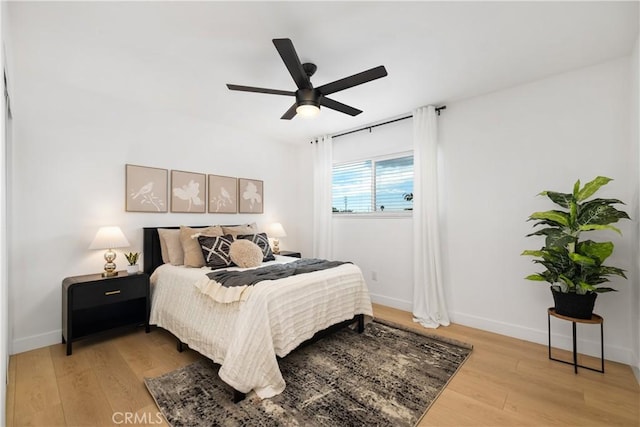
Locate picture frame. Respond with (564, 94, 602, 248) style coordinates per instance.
(208, 174, 238, 213)
(238, 178, 264, 214)
(170, 170, 206, 213)
(125, 164, 168, 213)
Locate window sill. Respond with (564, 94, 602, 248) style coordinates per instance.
(332, 212, 413, 219)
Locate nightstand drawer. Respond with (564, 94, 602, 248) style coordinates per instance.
(72, 280, 146, 309)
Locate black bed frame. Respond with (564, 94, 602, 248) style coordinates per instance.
(142, 226, 365, 402)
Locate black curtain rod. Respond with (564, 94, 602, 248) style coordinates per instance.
(311, 105, 446, 143)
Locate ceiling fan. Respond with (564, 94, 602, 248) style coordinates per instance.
(226, 38, 388, 120)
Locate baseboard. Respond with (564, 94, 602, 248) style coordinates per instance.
(369, 293, 412, 312)
(450, 311, 633, 365)
(632, 364, 640, 384)
(11, 329, 61, 355)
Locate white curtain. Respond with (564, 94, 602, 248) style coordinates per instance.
(312, 135, 333, 260)
(412, 106, 450, 328)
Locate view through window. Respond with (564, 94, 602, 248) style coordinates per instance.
(332, 154, 413, 213)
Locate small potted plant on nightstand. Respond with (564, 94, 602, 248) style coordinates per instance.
(124, 252, 140, 274)
(522, 176, 630, 319)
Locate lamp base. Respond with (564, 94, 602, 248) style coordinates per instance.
(273, 239, 280, 255)
(102, 270, 118, 278)
(102, 249, 118, 277)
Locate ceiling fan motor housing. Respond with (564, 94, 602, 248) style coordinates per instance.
(296, 88, 322, 108)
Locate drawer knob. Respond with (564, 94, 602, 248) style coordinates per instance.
(105, 290, 121, 296)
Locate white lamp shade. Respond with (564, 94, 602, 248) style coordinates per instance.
(267, 222, 287, 238)
(89, 226, 130, 250)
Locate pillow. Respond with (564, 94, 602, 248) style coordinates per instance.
(237, 232, 275, 262)
(158, 228, 183, 265)
(198, 234, 236, 270)
(222, 222, 258, 237)
(180, 225, 224, 267)
(229, 240, 264, 268)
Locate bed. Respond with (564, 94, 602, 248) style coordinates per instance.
(143, 226, 373, 401)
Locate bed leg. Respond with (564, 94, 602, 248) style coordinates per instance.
(232, 389, 246, 403)
(177, 339, 184, 353)
(356, 314, 365, 333)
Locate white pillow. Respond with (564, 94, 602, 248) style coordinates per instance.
(222, 222, 258, 237)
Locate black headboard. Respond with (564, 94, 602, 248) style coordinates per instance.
(143, 225, 239, 275)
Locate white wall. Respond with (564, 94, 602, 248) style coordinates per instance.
(631, 33, 640, 382)
(7, 49, 312, 354)
(440, 57, 635, 364)
(1, 1, 13, 421)
(332, 118, 414, 311)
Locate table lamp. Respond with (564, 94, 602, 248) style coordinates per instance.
(267, 222, 287, 254)
(89, 226, 130, 277)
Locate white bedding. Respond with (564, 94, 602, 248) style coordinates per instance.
(149, 255, 373, 398)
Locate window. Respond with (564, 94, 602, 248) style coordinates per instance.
(332, 154, 413, 214)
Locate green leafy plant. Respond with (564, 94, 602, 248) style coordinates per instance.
(522, 176, 629, 294)
(124, 252, 139, 266)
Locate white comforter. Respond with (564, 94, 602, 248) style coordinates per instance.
(149, 256, 373, 398)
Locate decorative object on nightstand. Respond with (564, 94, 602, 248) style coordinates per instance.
(62, 272, 150, 355)
(124, 252, 140, 274)
(267, 222, 287, 254)
(89, 226, 130, 277)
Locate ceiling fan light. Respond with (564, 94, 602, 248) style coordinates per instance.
(296, 104, 320, 117)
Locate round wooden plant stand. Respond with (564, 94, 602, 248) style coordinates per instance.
(547, 308, 604, 374)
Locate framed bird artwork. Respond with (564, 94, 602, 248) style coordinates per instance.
(125, 164, 168, 213)
(208, 174, 237, 213)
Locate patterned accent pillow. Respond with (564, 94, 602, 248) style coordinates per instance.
(198, 234, 236, 270)
(237, 232, 275, 262)
(229, 240, 264, 268)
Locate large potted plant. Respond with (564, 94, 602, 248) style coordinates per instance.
(522, 176, 629, 319)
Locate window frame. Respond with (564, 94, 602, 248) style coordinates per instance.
(332, 150, 414, 217)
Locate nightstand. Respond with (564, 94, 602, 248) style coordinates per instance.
(278, 251, 301, 258)
(62, 271, 150, 355)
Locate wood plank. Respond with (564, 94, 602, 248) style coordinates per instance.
(50, 343, 116, 426)
(113, 330, 200, 381)
(6, 353, 16, 427)
(84, 340, 153, 415)
(13, 347, 65, 426)
(420, 388, 537, 426)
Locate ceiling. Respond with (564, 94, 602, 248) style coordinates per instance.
(7, 1, 639, 144)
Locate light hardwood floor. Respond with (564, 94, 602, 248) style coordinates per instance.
(7, 304, 640, 426)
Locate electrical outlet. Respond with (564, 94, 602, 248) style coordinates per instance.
(371, 271, 378, 281)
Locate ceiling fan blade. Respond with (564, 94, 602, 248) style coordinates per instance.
(317, 66, 388, 96)
(227, 84, 295, 96)
(273, 38, 312, 90)
(320, 97, 362, 116)
(280, 103, 298, 120)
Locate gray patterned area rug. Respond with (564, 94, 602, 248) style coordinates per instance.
(144, 321, 472, 427)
